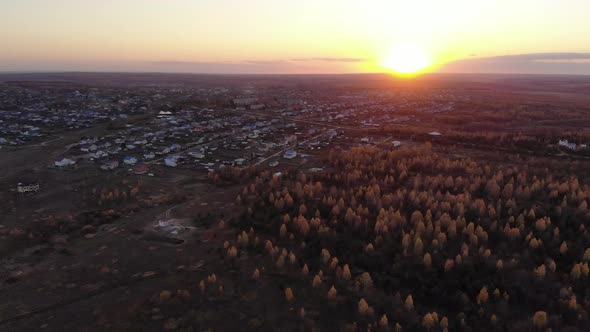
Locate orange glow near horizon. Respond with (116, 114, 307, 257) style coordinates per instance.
(1, 1, 590, 74)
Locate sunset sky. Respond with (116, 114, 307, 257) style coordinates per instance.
(2, 0, 590, 74)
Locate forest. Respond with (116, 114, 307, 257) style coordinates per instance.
(217, 144, 590, 331)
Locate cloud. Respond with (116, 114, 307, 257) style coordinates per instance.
(148, 60, 289, 74)
(291, 57, 368, 62)
(152, 61, 230, 66)
(439, 53, 590, 75)
(243, 60, 289, 65)
(152, 57, 367, 69)
(147, 57, 367, 74)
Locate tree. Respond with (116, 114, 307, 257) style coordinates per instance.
(405, 294, 414, 311)
(560, 241, 568, 255)
(313, 275, 322, 288)
(414, 237, 424, 256)
(423, 252, 432, 268)
(327, 286, 337, 300)
(358, 298, 369, 314)
(532, 311, 548, 329)
(422, 313, 436, 330)
(477, 287, 489, 304)
(285, 288, 294, 302)
(360, 272, 372, 289)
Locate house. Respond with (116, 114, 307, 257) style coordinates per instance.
(558, 140, 577, 150)
(17, 182, 40, 193)
(188, 151, 205, 159)
(164, 155, 180, 167)
(100, 160, 119, 171)
(90, 150, 108, 159)
(428, 131, 442, 136)
(132, 164, 149, 175)
(123, 156, 137, 165)
(392, 141, 402, 147)
(283, 150, 297, 159)
(55, 158, 76, 167)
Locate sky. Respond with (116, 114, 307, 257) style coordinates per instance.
(1, 0, 590, 74)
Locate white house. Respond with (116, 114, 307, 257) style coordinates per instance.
(55, 158, 76, 167)
(558, 140, 577, 150)
(17, 182, 40, 193)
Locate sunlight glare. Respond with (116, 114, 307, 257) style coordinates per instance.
(381, 44, 432, 75)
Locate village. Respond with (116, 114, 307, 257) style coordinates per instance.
(2, 73, 590, 331)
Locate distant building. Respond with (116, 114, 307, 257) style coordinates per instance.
(90, 150, 108, 159)
(392, 141, 402, 147)
(123, 156, 137, 165)
(283, 150, 297, 159)
(54, 158, 76, 167)
(558, 140, 577, 150)
(17, 182, 39, 193)
(233, 98, 258, 106)
(132, 164, 149, 175)
(250, 104, 265, 110)
(276, 98, 305, 106)
(157, 111, 173, 118)
(164, 155, 180, 167)
(428, 131, 442, 136)
(188, 151, 205, 159)
(100, 160, 119, 171)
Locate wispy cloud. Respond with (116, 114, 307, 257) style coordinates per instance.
(148, 60, 285, 74)
(151, 60, 233, 66)
(147, 57, 365, 74)
(152, 57, 367, 68)
(439, 53, 590, 75)
(291, 57, 368, 62)
(243, 60, 289, 65)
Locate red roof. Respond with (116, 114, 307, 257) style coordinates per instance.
(132, 164, 149, 174)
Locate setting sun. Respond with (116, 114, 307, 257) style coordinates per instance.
(381, 44, 432, 75)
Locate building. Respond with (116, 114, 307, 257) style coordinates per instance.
(558, 140, 577, 150)
(123, 156, 138, 165)
(54, 158, 76, 167)
(100, 160, 119, 171)
(17, 182, 40, 193)
(233, 97, 258, 106)
(132, 163, 149, 175)
(164, 155, 180, 167)
(283, 150, 297, 159)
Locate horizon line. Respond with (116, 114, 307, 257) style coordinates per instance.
(1, 70, 590, 78)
